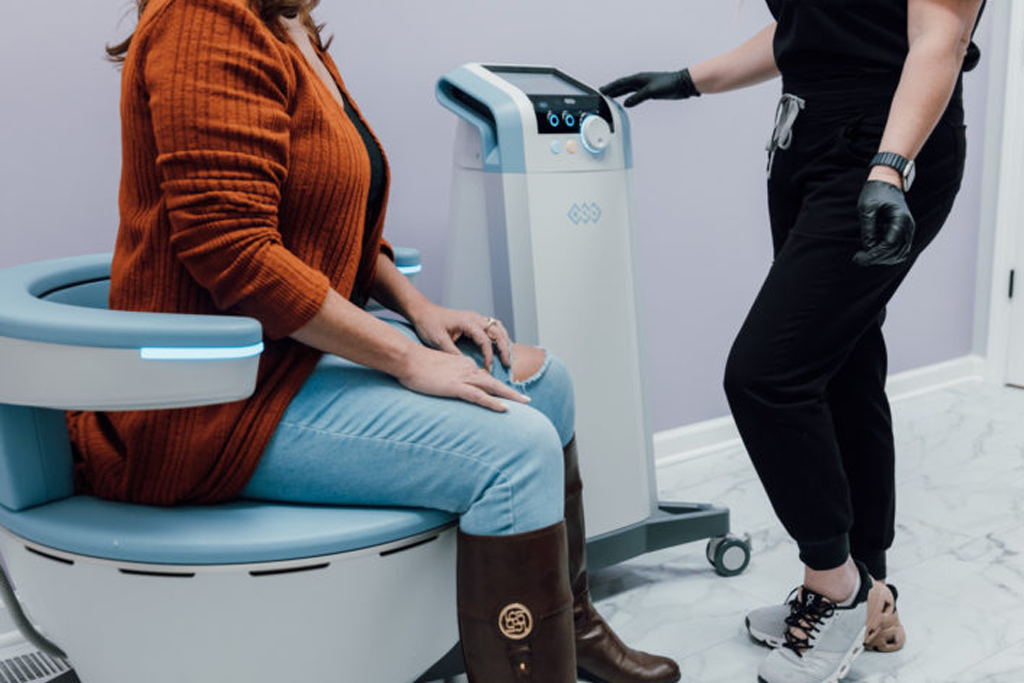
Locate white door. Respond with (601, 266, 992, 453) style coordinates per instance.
(989, 2, 1024, 387)
(1004, 4, 1024, 388)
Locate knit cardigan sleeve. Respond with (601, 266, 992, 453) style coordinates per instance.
(141, 0, 330, 339)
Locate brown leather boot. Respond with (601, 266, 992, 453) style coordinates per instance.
(564, 436, 682, 683)
(457, 521, 577, 682)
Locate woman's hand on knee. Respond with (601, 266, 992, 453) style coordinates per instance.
(396, 346, 529, 412)
(410, 303, 512, 372)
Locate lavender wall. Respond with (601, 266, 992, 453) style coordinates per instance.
(0, 1, 991, 432)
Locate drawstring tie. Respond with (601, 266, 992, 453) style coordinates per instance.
(766, 93, 806, 179)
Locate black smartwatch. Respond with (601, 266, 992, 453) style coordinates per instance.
(870, 152, 916, 192)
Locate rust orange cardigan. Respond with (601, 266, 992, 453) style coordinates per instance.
(67, 0, 393, 505)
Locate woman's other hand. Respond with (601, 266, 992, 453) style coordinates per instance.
(411, 303, 512, 373)
(397, 346, 528, 413)
(600, 69, 701, 108)
(853, 180, 916, 267)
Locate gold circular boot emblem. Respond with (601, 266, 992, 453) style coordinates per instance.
(498, 603, 533, 640)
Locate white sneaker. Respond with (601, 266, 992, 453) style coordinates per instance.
(756, 562, 872, 683)
(747, 580, 905, 652)
(746, 588, 800, 648)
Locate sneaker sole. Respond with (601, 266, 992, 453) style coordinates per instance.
(865, 611, 906, 652)
(756, 625, 867, 683)
(865, 582, 906, 652)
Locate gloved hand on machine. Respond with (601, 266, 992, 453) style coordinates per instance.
(599, 68, 701, 107)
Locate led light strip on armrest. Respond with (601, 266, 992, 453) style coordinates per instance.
(139, 342, 264, 361)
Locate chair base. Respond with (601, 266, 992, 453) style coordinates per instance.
(0, 635, 79, 682)
(0, 525, 457, 683)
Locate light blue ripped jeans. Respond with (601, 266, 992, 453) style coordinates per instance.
(241, 320, 576, 536)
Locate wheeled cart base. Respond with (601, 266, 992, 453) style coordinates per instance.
(588, 502, 751, 576)
(415, 503, 752, 683)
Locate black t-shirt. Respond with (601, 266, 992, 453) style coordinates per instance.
(766, 0, 985, 79)
(338, 92, 387, 238)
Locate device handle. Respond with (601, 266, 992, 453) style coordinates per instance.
(436, 81, 500, 165)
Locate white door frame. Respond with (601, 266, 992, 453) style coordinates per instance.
(980, 1, 1024, 384)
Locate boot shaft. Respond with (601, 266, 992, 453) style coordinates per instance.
(562, 437, 588, 595)
(457, 522, 577, 682)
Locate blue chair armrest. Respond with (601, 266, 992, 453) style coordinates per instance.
(393, 247, 422, 276)
(0, 254, 262, 349)
(0, 255, 263, 411)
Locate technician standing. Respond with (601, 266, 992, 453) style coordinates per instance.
(602, 1, 985, 681)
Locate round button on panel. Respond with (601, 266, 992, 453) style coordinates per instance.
(566, 140, 577, 154)
(580, 115, 612, 154)
(547, 112, 560, 128)
(550, 140, 563, 155)
(562, 111, 576, 128)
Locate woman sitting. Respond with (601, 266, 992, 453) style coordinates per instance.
(68, 1, 681, 681)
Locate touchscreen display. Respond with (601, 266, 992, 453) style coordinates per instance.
(491, 70, 588, 96)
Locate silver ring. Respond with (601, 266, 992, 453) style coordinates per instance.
(483, 317, 499, 332)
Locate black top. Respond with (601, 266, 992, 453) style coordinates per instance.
(766, 0, 985, 79)
(338, 91, 387, 239)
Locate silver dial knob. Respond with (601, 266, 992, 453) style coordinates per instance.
(580, 115, 611, 154)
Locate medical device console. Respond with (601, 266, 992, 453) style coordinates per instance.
(437, 63, 748, 589)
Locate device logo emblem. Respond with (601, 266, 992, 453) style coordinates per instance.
(568, 202, 602, 226)
(498, 603, 534, 640)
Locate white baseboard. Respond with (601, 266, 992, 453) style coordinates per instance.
(653, 417, 744, 468)
(653, 354, 987, 467)
(884, 354, 987, 401)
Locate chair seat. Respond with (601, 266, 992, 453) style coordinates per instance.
(0, 495, 456, 565)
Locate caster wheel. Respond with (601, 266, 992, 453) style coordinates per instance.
(706, 534, 752, 577)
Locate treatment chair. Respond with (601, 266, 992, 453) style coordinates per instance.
(0, 252, 458, 683)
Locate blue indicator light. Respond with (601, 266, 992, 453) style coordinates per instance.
(397, 264, 423, 275)
(551, 141, 563, 154)
(140, 342, 265, 361)
(547, 112, 560, 127)
(563, 113, 576, 128)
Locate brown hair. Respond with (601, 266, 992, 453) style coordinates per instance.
(106, 0, 330, 62)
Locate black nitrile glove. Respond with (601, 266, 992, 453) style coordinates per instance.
(853, 180, 916, 267)
(600, 68, 700, 108)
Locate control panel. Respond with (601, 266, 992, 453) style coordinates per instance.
(530, 95, 612, 136)
(484, 65, 615, 139)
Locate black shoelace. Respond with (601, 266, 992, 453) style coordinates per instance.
(782, 592, 836, 658)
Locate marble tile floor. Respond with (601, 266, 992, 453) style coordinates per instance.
(583, 380, 1024, 683)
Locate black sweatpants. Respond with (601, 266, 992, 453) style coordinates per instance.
(724, 83, 967, 575)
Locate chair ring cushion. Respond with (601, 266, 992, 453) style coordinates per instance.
(0, 496, 456, 565)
